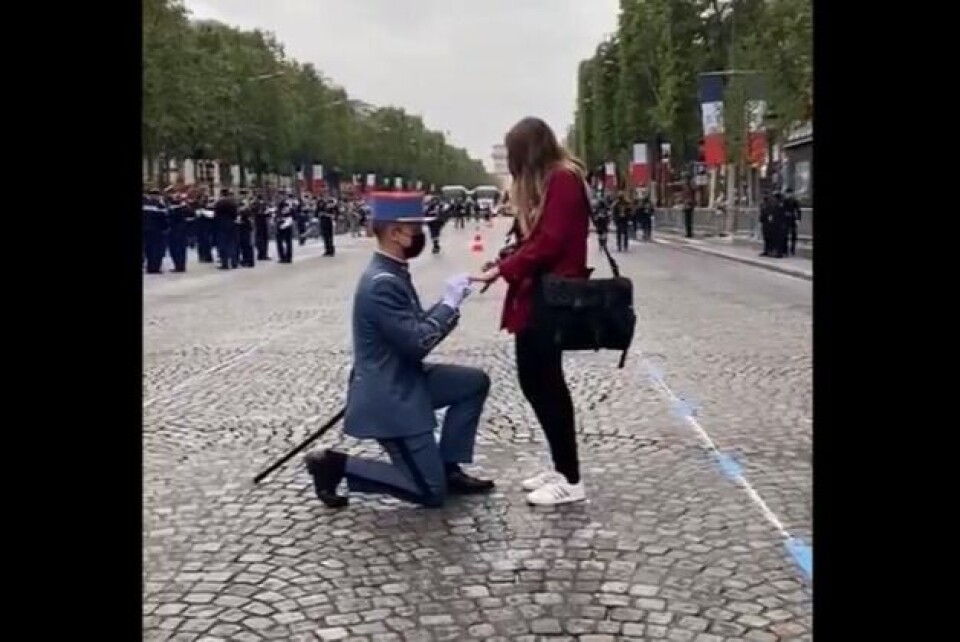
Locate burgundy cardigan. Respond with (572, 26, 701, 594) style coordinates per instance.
(497, 168, 590, 334)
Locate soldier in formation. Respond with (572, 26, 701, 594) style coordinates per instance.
(142, 187, 362, 275)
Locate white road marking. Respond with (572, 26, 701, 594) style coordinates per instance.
(637, 349, 794, 539)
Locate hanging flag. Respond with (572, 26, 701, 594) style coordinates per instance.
(604, 162, 617, 191)
(630, 143, 649, 186)
(698, 72, 768, 167)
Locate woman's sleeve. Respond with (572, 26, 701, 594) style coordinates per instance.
(498, 171, 583, 284)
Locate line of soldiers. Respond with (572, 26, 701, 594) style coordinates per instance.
(142, 187, 371, 274)
(759, 189, 803, 258)
(434, 196, 496, 231)
(591, 193, 656, 252)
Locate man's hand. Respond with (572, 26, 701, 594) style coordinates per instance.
(442, 273, 472, 309)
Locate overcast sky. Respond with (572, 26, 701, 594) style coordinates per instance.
(183, 0, 619, 170)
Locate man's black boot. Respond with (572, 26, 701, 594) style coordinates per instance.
(305, 450, 349, 508)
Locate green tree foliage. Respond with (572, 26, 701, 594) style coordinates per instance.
(142, 0, 491, 188)
(573, 0, 812, 173)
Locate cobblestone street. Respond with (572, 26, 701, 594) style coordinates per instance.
(143, 220, 812, 642)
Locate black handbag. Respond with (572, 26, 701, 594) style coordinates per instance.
(532, 188, 637, 368)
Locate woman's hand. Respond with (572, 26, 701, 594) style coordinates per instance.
(469, 265, 501, 284)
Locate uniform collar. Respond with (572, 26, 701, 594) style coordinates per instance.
(373, 250, 409, 272)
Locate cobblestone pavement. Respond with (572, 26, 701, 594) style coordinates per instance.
(144, 221, 812, 641)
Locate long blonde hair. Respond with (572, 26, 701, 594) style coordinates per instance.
(506, 117, 586, 237)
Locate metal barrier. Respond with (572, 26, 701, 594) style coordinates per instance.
(654, 207, 813, 242)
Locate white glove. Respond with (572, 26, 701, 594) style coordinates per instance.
(442, 273, 472, 309)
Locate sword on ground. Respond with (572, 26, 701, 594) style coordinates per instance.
(252, 407, 345, 484)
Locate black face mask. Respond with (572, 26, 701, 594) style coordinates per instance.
(401, 231, 426, 260)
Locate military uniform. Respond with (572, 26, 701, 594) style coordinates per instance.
(319, 199, 336, 256)
(782, 192, 802, 256)
(166, 197, 192, 272)
(275, 199, 296, 263)
(236, 202, 255, 267)
(214, 193, 239, 269)
(252, 198, 271, 260)
(425, 199, 445, 254)
(143, 193, 168, 274)
(636, 198, 654, 241)
(196, 201, 216, 263)
(305, 192, 492, 508)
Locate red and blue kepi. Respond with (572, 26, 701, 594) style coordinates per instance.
(368, 191, 435, 223)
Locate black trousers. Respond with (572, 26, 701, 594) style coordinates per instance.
(217, 231, 238, 269)
(597, 230, 608, 252)
(615, 225, 630, 252)
(297, 217, 308, 246)
(515, 328, 580, 484)
(640, 219, 652, 241)
(196, 220, 214, 262)
(238, 235, 255, 267)
(320, 216, 335, 256)
(144, 232, 165, 273)
(786, 221, 798, 255)
(684, 210, 694, 238)
(255, 225, 270, 260)
(167, 233, 187, 272)
(276, 228, 294, 263)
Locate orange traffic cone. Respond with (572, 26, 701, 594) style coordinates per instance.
(470, 231, 484, 253)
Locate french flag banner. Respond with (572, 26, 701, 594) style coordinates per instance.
(630, 143, 649, 186)
(698, 72, 768, 167)
(698, 74, 726, 167)
(604, 161, 617, 191)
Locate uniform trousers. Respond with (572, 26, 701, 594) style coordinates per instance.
(342, 364, 489, 507)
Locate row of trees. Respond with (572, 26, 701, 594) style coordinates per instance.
(569, 0, 812, 180)
(143, 0, 492, 189)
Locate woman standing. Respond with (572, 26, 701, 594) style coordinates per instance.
(470, 117, 590, 506)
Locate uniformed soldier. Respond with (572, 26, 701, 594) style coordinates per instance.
(236, 199, 255, 267)
(253, 195, 272, 261)
(612, 195, 630, 252)
(275, 197, 296, 263)
(143, 189, 168, 274)
(296, 194, 310, 246)
(636, 195, 655, 241)
(759, 193, 778, 257)
(304, 191, 494, 509)
(196, 198, 216, 263)
(683, 194, 695, 238)
(782, 188, 802, 256)
(319, 198, 336, 257)
(771, 191, 788, 258)
(213, 189, 239, 270)
(453, 197, 466, 229)
(425, 197, 445, 254)
(166, 192, 193, 273)
(593, 198, 610, 251)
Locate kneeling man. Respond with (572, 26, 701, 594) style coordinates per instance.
(305, 191, 494, 508)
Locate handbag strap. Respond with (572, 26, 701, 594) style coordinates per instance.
(581, 183, 621, 278)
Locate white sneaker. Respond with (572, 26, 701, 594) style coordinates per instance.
(521, 470, 565, 492)
(526, 480, 587, 506)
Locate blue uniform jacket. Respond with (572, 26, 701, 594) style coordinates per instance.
(344, 252, 460, 439)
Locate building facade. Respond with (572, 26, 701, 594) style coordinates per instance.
(781, 121, 813, 205)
